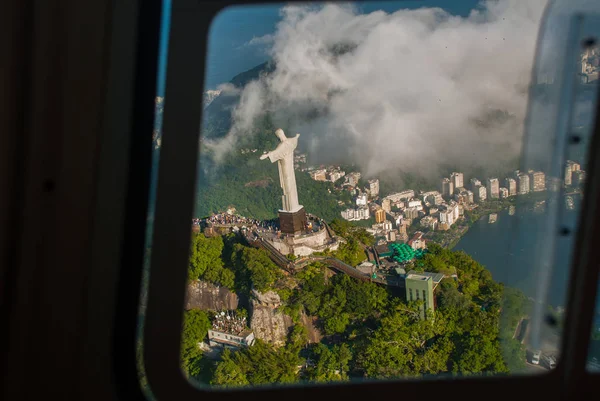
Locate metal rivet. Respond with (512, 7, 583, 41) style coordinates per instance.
(570, 135, 581, 144)
(560, 227, 571, 236)
(582, 37, 597, 48)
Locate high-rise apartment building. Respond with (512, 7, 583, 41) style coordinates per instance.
(356, 193, 368, 206)
(404, 207, 420, 220)
(470, 178, 482, 192)
(475, 185, 487, 202)
(382, 198, 391, 212)
(346, 172, 362, 186)
(573, 170, 586, 187)
(309, 169, 327, 181)
(450, 172, 464, 191)
(441, 178, 454, 198)
(564, 164, 572, 186)
(499, 187, 509, 199)
(504, 178, 517, 196)
(567, 160, 581, 172)
(486, 178, 500, 199)
(517, 173, 530, 194)
(368, 179, 380, 197)
(375, 208, 386, 224)
(529, 171, 546, 192)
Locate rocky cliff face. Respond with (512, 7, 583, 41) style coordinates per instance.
(249, 290, 323, 347)
(299, 311, 323, 344)
(185, 281, 239, 311)
(249, 290, 293, 347)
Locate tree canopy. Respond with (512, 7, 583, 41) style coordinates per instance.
(189, 239, 531, 387)
(188, 234, 235, 289)
(181, 310, 211, 378)
(230, 243, 283, 293)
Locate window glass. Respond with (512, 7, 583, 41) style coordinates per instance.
(142, 0, 599, 389)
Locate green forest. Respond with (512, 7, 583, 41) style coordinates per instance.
(180, 231, 532, 388)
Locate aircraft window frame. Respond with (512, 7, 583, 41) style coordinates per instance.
(118, 1, 600, 400)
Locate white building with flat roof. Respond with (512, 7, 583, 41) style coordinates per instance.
(450, 172, 464, 190)
(385, 190, 415, 203)
(486, 178, 500, 199)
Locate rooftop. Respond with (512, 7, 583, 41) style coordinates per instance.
(406, 270, 445, 285)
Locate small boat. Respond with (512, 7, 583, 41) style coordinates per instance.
(489, 213, 498, 224)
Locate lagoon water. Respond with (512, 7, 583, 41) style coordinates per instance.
(453, 203, 579, 308)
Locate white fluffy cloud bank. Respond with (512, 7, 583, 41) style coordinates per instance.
(208, 0, 549, 178)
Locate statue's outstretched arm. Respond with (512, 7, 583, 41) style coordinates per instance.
(260, 152, 270, 160)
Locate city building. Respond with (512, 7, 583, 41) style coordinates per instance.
(404, 207, 420, 220)
(368, 179, 380, 197)
(450, 172, 464, 190)
(475, 185, 487, 202)
(504, 178, 517, 196)
(346, 172, 362, 186)
(573, 170, 586, 186)
(208, 313, 255, 350)
(564, 164, 572, 186)
(407, 198, 423, 210)
(293, 153, 307, 164)
(309, 169, 327, 181)
(499, 187, 509, 199)
(567, 160, 581, 172)
(470, 178, 482, 192)
(382, 198, 392, 213)
(486, 178, 500, 199)
(341, 207, 370, 221)
(327, 170, 345, 183)
(375, 208, 386, 224)
(407, 232, 426, 250)
(529, 171, 546, 192)
(466, 190, 474, 204)
(441, 178, 454, 198)
(356, 193, 368, 206)
(449, 201, 459, 221)
(438, 207, 455, 227)
(420, 216, 438, 231)
(405, 271, 444, 320)
(580, 46, 600, 83)
(387, 230, 397, 242)
(454, 188, 473, 205)
(564, 161, 580, 187)
(398, 223, 409, 243)
(517, 173, 530, 194)
(385, 190, 415, 203)
(422, 191, 444, 205)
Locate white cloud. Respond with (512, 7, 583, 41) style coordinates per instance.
(212, 0, 550, 179)
(246, 34, 275, 46)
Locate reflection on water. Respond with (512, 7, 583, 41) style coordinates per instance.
(454, 196, 579, 308)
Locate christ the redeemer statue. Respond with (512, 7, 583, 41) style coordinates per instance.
(260, 129, 302, 213)
(260, 129, 307, 235)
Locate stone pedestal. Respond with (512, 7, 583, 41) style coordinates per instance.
(278, 207, 307, 235)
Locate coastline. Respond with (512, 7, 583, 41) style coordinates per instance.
(425, 190, 559, 250)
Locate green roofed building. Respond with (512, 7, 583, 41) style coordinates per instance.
(405, 271, 444, 320)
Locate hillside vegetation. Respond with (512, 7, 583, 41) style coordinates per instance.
(182, 233, 531, 386)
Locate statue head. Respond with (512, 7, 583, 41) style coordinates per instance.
(275, 128, 287, 142)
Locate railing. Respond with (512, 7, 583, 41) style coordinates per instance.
(243, 229, 403, 287)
